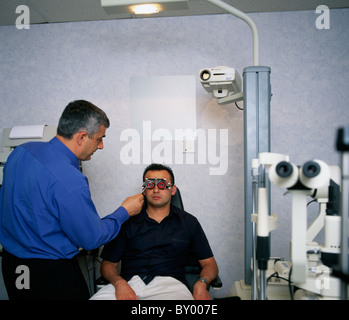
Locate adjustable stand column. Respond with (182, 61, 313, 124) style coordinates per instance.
(337, 127, 349, 299)
(243, 66, 271, 286)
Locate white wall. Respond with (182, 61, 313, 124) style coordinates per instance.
(0, 8, 349, 298)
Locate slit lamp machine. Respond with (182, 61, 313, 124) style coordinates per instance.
(249, 129, 349, 300)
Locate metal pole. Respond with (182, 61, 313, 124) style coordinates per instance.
(251, 160, 259, 299)
(243, 66, 271, 286)
(337, 127, 349, 299)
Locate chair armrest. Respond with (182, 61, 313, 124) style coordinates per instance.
(95, 276, 109, 287)
(210, 275, 223, 290)
(184, 266, 223, 290)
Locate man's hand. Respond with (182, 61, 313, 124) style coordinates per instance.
(101, 260, 138, 300)
(193, 257, 219, 300)
(193, 281, 211, 300)
(114, 278, 138, 300)
(121, 193, 144, 217)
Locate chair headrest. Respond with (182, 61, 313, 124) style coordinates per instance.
(171, 187, 184, 210)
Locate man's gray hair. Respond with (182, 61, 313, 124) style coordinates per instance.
(57, 100, 110, 139)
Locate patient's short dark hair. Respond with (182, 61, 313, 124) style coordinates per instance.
(143, 163, 175, 184)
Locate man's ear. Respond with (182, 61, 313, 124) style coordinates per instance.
(171, 184, 177, 196)
(75, 131, 88, 146)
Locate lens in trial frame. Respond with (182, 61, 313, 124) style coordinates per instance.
(145, 180, 155, 189)
(157, 181, 166, 189)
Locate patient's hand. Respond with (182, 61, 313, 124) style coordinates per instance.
(193, 281, 211, 300)
(114, 278, 138, 300)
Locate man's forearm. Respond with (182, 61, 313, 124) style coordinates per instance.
(198, 257, 219, 285)
(101, 260, 122, 285)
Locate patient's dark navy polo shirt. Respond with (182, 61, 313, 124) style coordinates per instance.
(101, 204, 213, 285)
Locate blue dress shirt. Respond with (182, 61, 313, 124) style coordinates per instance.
(0, 137, 129, 259)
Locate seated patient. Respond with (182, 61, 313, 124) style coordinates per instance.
(90, 163, 218, 300)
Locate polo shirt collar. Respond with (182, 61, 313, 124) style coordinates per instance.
(137, 204, 180, 223)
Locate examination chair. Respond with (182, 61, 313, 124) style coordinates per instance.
(95, 188, 222, 294)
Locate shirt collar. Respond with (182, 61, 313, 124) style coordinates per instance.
(137, 203, 180, 223)
(49, 137, 80, 170)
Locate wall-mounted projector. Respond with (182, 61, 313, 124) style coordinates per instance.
(199, 66, 242, 99)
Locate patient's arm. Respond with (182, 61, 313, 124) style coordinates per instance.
(193, 257, 219, 300)
(101, 260, 138, 300)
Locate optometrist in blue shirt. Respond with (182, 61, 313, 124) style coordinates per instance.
(0, 100, 144, 300)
